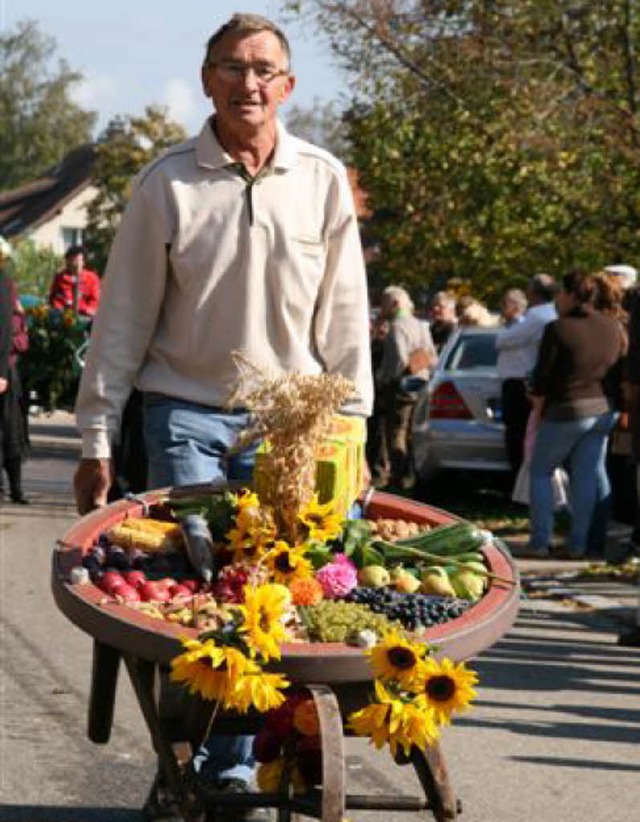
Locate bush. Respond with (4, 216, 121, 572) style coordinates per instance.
(22, 305, 90, 411)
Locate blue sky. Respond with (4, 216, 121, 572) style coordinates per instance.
(4, 0, 346, 136)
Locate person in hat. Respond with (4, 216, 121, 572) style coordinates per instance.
(48, 244, 101, 317)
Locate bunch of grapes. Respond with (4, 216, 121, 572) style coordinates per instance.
(345, 588, 471, 632)
(213, 561, 268, 603)
(300, 600, 401, 643)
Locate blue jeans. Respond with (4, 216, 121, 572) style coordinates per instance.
(143, 393, 256, 785)
(529, 412, 617, 556)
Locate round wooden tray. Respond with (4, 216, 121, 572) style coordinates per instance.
(52, 489, 520, 683)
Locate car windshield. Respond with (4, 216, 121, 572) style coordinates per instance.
(445, 334, 498, 371)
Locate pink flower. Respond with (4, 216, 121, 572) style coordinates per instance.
(315, 553, 358, 599)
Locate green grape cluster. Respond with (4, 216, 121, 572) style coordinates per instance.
(301, 600, 400, 643)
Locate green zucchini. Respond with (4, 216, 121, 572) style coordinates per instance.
(388, 521, 487, 556)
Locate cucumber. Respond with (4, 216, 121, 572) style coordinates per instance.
(388, 521, 487, 556)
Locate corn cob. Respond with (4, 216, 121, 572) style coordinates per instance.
(107, 523, 174, 553)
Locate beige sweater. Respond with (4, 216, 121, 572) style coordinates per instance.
(76, 119, 373, 458)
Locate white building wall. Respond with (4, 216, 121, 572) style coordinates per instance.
(28, 185, 99, 255)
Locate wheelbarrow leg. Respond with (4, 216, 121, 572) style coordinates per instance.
(87, 640, 121, 744)
(411, 743, 459, 821)
(123, 653, 204, 822)
(308, 684, 345, 822)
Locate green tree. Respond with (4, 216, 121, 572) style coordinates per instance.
(0, 20, 96, 189)
(9, 238, 61, 301)
(83, 106, 187, 272)
(283, 1, 640, 301)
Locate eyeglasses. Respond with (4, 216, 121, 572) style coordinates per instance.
(211, 61, 289, 85)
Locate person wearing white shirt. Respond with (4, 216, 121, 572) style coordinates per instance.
(496, 275, 558, 480)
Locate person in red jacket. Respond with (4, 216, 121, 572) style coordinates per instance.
(49, 245, 100, 316)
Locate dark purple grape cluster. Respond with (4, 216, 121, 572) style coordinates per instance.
(344, 587, 471, 632)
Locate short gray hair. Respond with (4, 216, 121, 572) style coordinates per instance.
(502, 288, 528, 312)
(382, 285, 414, 312)
(203, 14, 292, 70)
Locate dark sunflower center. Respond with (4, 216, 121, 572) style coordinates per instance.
(259, 611, 271, 631)
(387, 646, 417, 670)
(426, 675, 456, 702)
(275, 553, 295, 573)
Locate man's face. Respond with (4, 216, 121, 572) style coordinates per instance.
(431, 299, 455, 322)
(202, 31, 295, 133)
(67, 253, 84, 274)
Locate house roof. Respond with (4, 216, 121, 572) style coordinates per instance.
(0, 144, 96, 239)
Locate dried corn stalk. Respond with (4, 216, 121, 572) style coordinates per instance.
(228, 352, 354, 540)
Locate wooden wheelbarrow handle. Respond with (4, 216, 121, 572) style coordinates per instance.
(87, 640, 121, 744)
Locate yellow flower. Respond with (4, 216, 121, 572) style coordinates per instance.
(349, 680, 439, 757)
(292, 699, 320, 737)
(411, 657, 478, 726)
(228, 669, 290, 713)
(256, 759, 307, 794)
(237, 583, 290, 661)
(170, 639, 252, 702)
(226, 498, 277, 563)
(367, 630, 427, 687)
(265, 541, 313, 584)
(297, 495, 343, 542)
(233, 489, 261, 511)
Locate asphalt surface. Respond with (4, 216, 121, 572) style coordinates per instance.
(0, 412, 638, 822)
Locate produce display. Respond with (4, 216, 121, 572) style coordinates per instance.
(70, 492, 502, 642)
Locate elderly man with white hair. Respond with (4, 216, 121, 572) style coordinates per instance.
(377, 285, 437, 488)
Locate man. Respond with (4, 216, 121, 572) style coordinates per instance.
(495, 274, 557, 482)
(49, 244, 101, 317)
(73, 13, 372, 817)
(427, 290, 458, 352)
(377, 285, 436, 488)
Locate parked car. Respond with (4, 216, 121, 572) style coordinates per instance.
(412, 326, 510, 487)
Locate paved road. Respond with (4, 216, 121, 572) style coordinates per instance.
(0, 413, 638, 822)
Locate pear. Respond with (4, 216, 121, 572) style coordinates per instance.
(449, 569, 485, 601)
(391, 567, 421, 594)
(357, 565, 391, 588)
(421, 566, 456, 597)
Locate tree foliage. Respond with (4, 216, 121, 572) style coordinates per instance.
(283, 1, 640, 301)
(83, 106, 187, 273)
(9, 238, 61, 301)
(0, 20, 96, 189)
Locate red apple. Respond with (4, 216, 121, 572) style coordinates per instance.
(115, 584, 141, 602)
(170, 584, 193, 600)
(139, 581, 172, 602)
(155, 577, 177, 590)
(100, 571, 126, 594)
(181, 579, 201, 594)
(123, 570, 147, 589)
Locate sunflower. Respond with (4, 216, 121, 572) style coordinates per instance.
(226, 503, 277, 563)
(237, 583, 290, 661)
(228, 669, 290, 713)
(297, 495, 343, 542)
(349, 681, 439, 757)
(170, 638, 253, 702)
(233, 489, 261, 511)
(411, 657, 478, 726)
(367, 630, 427, 687)
(265, 541, 313, 585)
